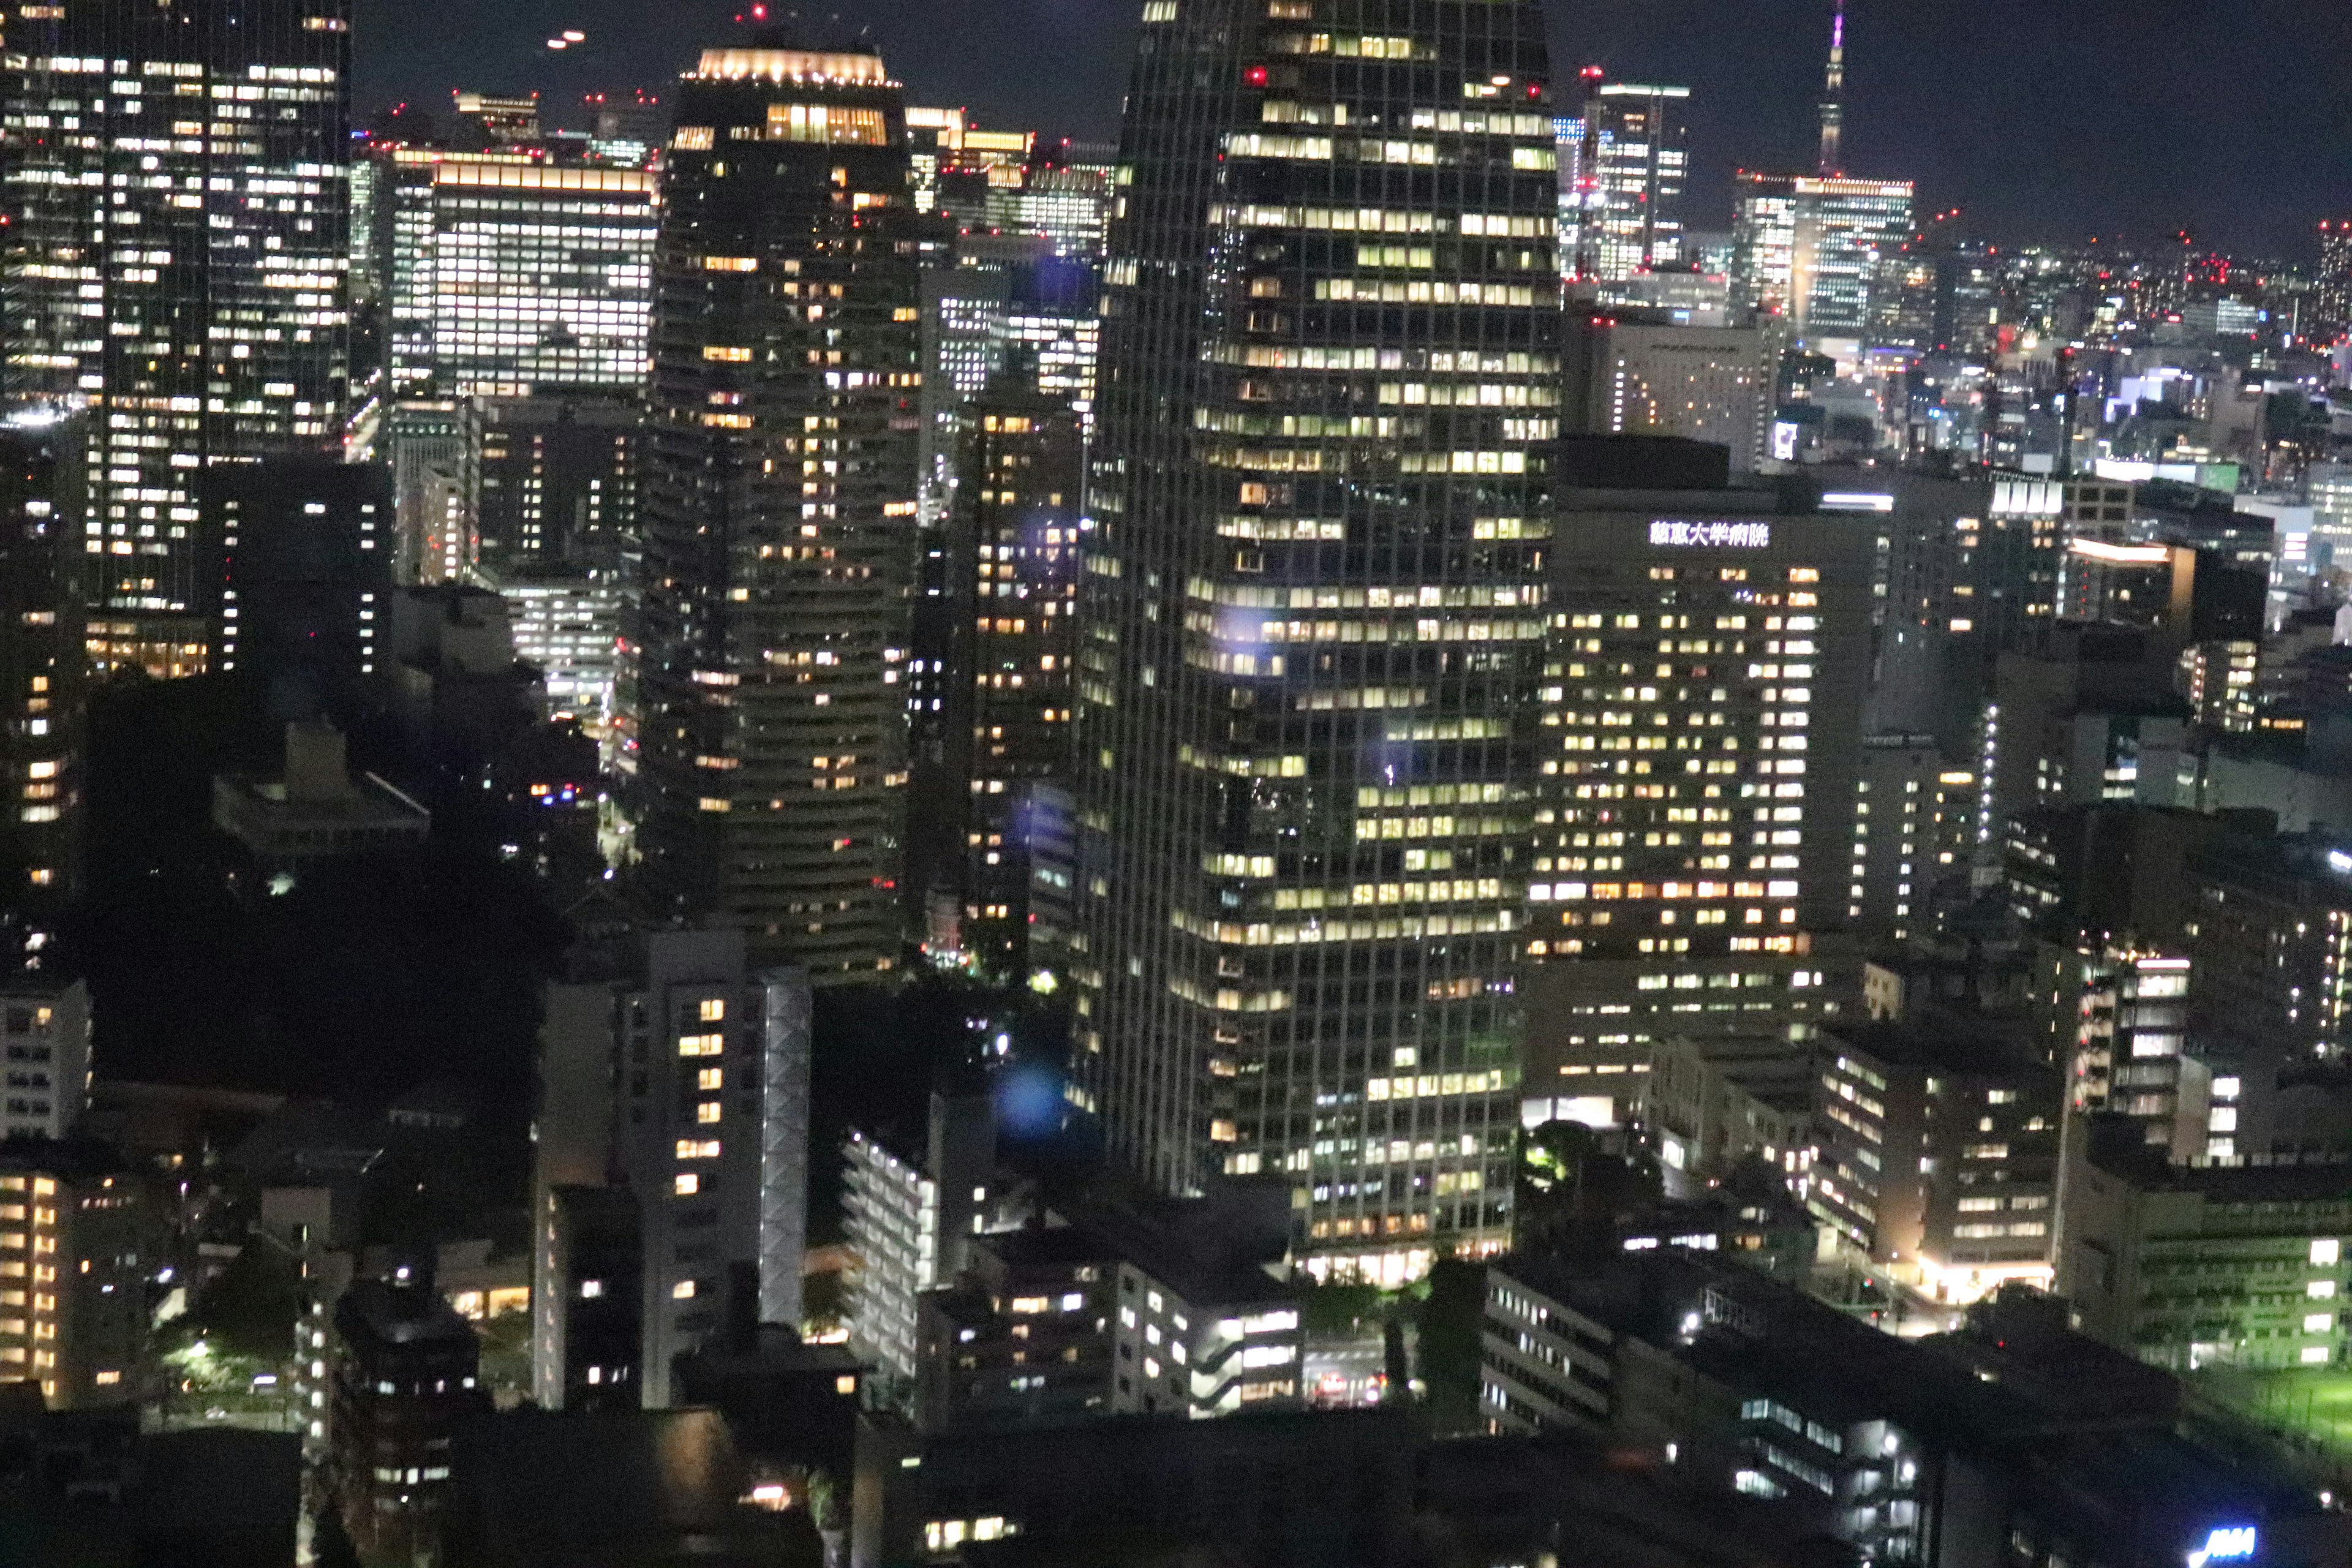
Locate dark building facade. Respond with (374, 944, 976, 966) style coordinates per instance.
(1075, 0, 1562, 1282)
(626, 40, 924, 984)
(475, 394, 641, 577)
(0, 424, 86, 960)
(328, 1268, 492, 1566)
(909, 384, 1082, 980)
(200, 457, 394, 709)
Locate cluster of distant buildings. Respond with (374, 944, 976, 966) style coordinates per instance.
(12, 0, 2352, 1566)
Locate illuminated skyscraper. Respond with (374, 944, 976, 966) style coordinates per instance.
(627, 39, 924, 984)
(1731, 172, 1914, 344)
(0, 0, 352, 674)
(908, 383, 1082, 982)
(1076, 0, 1562, 1283)
(1521, 470, 1873, 1123)
(1729, 2, 1910, 347)
(1562, 81, 1689, 286)
(382, 151, 660, 398)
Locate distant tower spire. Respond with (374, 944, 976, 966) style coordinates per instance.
(1817, 0, 1846, 177)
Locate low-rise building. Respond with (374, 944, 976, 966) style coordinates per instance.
(2056, 1115, 2352, 1371)
(1480, 1251, 2345, 1568)
(1814, 1016, 2063, 1300)
(914, 1218, 1303, 1431)
(212, 722, 430, 883)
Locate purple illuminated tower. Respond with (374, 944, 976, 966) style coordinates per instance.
(1819, 0, 1847, 176)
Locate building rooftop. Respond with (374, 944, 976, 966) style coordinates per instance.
(2082, 1115, 2352, 1200)
(443, 1406, 816, 1567)
(337, 1275, 480, 1352)
(1819, 1013, 2046, 1078)
(0, 1135, 131, 1183)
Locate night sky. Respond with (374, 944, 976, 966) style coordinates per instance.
(354, 0, 2352, 257)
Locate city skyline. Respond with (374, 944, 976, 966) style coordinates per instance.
(356, 0, 2352, 255)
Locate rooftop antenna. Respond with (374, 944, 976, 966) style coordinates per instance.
(1817, 0, 1845, 178)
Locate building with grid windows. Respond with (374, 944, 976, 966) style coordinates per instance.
(1522, 468, 1872, 1113)
(2057, 1114, 2352, 1373)
(0, 1139, 148, 1411)
(380, 152, 659, 398)
(1561, 81, 1689, 287)
(1, 0, 352, 676)
(1075, 0, 1562, 1284)
(531, 928, 812, 1410)
(1846, 734, 1977, 945)
(916, 238, 1098, 526)
(0, 978, 88, 1144)
(1730, 173, 1913, 347)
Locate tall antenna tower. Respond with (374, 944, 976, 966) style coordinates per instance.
(1818, 0, 1846, 177)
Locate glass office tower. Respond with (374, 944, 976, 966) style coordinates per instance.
(1730, 172, 1914, 345)
(1564, 82, 1690, 285)
(626, 41, 924, 985)
(1, 0, 351, 674)
(1076, 0, 1561, 1283)
(382, 152, 660, 398)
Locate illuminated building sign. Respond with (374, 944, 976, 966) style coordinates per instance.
(1649, 520, 1773, 549)
(2188, 1526, 2258, 1567)
(2329, 850, 2352, 876)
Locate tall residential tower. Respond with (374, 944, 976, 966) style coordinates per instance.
(626, 40, 925, 983)
(1076, 0, 1562, 1283)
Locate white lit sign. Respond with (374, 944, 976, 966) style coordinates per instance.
(2329, 850, 2352, 876)
(2188, 1526, 2257, 1568)
(1649, 520, 1773, 549)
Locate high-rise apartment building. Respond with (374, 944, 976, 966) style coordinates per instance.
(532, 928, 813, 1410)
(2035, 943, 2206, 1159)
(1562, 82, 1689, 285)
(0, 421, 85, 951)
(1077, 0, 1562, 1284)
(382, 151, 660, 398)
(626, 40, 925, 984)
(0, 1139, 149, 1410)
(842, 1085, 997, 1406)
(1522, 466, 1872, 1113)
(1, 0, 351, 673)
(1847, 734, 1977, 944)
(0, 978, 90, 1142)
(908, 386, 1082, 980)
(1730, 173, 1914, 346)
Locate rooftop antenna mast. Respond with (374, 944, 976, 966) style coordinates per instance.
(1817, 0, 1846, 177)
